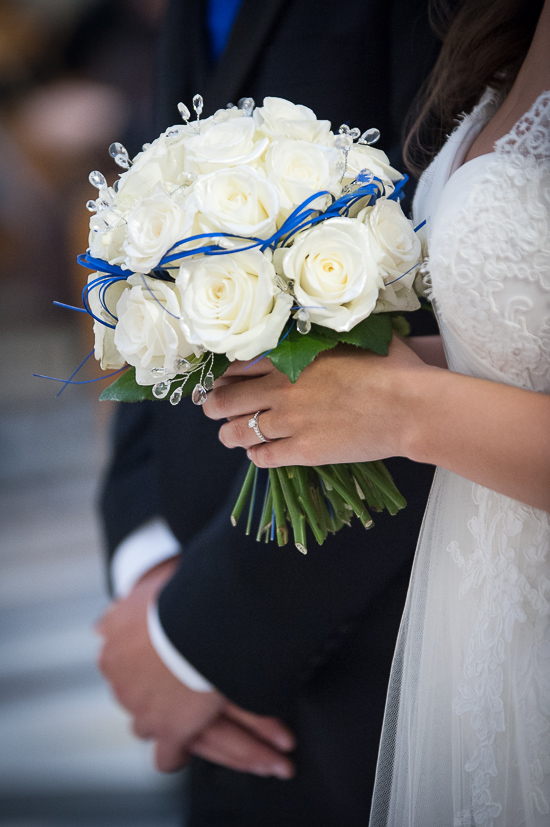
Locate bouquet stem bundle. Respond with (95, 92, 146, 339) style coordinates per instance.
(231, 460, 406, 553)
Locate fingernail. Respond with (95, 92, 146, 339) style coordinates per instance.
(247, 450, 252, 460)
(271, 762, 293, 779)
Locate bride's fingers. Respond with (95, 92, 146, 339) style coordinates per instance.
(204, 372, 288, 421)
(221, 358, 276, 379)
(219, 411, 287, 449)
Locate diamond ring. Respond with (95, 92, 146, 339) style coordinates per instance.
(248, 410, 270, 443)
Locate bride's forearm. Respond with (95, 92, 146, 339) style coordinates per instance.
(403, 367, 550, 511)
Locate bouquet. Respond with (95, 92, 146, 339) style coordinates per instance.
(75, 95, 424, 553)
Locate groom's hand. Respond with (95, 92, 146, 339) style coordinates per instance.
(96, 560, 295, 778)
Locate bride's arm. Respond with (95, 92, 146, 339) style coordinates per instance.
(202, 339, 550, 512)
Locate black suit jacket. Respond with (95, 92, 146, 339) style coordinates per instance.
(101, 1, 438, 823)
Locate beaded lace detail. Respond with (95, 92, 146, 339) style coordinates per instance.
(495, 91, 550, 159)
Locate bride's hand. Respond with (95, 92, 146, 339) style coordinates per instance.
(202, 337, 431, 468)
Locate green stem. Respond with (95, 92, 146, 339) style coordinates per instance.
(277, 468, 307, 554)
(334, 465, 374, 528)
(245, 465, 259, 535)
(358, 461, 407, 513)
(315, 465, 372, 528)
(231, 461, 256, 527)
(269, 468, 289, 546)
(292, 466, 326, 546)
(351, 464, 385, 512)
(256, 477, 272, 542)
(319, 476, 352, 527)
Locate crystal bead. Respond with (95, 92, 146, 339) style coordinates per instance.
(152, 380, 170, 399)
(226, 102, 237, 109)
(191, 383, 207, 405)
(238, 97, 255, 115)
(170, 386, 183, 405)
(151, 367, 166, 377)
(89, 170, 107, 190)
(350, 127, 361, 141)
(204, 371, 215, 391)
(142, 142, 151, 151)
(174, 356, 190, 372)
(334, 134, 352, 150)
(112, 179, 120, 193)
(109, 142, 130, 169)
(274, 274, 290, 293)
(192, 94, 204, 116)
(296, 317, 312, 335)
(357, 169, 374, 184)
(359, 128, 380, 145)
(296, 308, 309, 321)
(338, 124, 351, 135)
(86, 200, 98, 212)
(177, 101, 191, 122)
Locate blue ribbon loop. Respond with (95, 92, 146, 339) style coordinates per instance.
(76, 172, 411, 331)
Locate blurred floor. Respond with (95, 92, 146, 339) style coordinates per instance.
(0, 319, 182, 825)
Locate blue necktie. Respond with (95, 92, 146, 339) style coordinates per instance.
(207, 0, 245, 62)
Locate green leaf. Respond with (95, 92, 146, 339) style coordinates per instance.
(99, 352, 231, 403)
(100, 368, 155, 402)
(335, 314, 393, 354)
(268, 325, 337, 383)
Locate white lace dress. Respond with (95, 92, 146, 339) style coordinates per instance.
(369, 91, 550, 827)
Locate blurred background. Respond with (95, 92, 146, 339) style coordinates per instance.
(0, 1, 182, 823)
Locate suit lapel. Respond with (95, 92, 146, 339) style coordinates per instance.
(204, 0, 290, 109)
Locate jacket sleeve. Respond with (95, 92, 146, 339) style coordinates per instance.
(156, 455, 434, 716)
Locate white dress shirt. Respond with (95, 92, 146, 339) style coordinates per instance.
(111, 518, 214, 692)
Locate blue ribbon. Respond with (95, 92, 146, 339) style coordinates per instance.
(75, 171, 407, 330)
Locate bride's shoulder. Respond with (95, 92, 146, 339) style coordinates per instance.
(495, 90, 550, 161)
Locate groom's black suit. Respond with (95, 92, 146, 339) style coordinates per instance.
(101, 1, 438, 824)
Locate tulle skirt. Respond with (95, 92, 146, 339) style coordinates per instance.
(369, 467, 550, 827)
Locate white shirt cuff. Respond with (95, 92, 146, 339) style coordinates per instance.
(111, 517, 181, 599)
(147, 602, 214, 692)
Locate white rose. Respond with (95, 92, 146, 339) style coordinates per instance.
(184, 116, 269, 175)
(191, 166, 280, 241)
(254, 97, 332, 144)
(123, 190, 194, 273)
(373, 281, 420, 314)
(88, 209, 128, 266)
(86, 273, 128, 369)
(116, 132, 189, 208)
(281, 217, 384, 332)
(114, 273, 194, 385)
(265, 138, 341, 218)
(343, 144, 402, 190)
(359, 198, 421, 283)
(177, 250, 293, 361)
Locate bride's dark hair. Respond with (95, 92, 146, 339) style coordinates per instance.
(404, 0, 544, 175)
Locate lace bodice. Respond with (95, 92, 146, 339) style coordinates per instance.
(414, 90, 550, 392)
